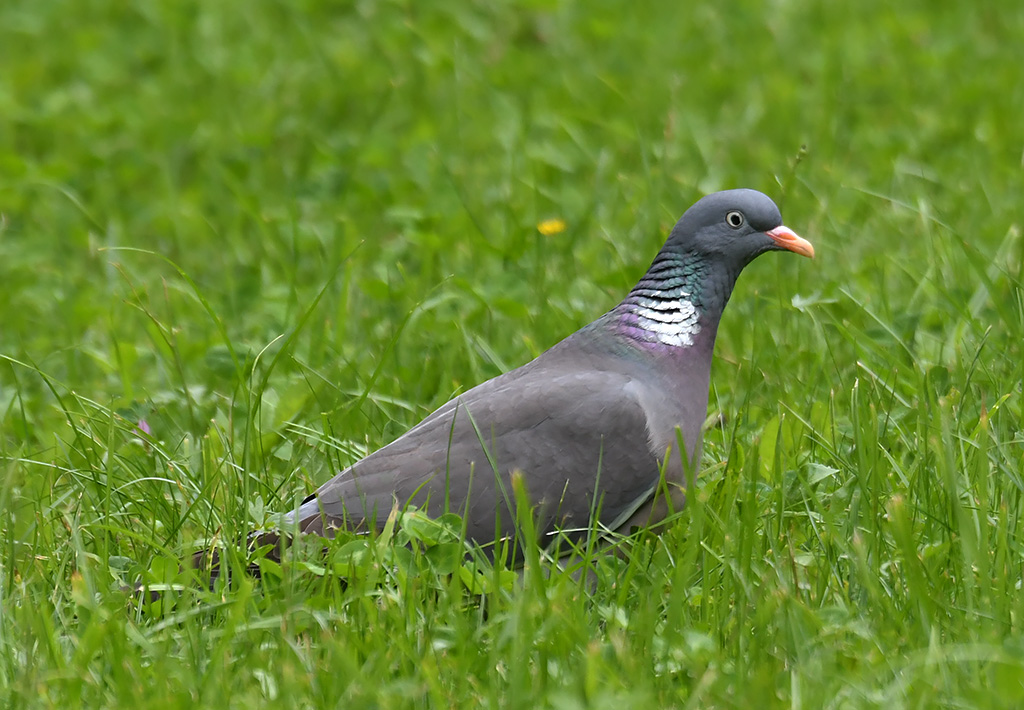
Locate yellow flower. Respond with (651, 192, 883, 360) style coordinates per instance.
(537, 218, 566, 236)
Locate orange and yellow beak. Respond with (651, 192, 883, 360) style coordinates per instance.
(766, 225, 815, 258)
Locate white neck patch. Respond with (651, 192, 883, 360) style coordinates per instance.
(626, 294, 701, 347)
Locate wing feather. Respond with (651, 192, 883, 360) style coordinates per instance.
(293, 367, 664, 546)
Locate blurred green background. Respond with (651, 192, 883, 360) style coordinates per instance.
(1, 0, 1023, 707)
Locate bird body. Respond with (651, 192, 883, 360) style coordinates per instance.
(284, 189, 813, 551)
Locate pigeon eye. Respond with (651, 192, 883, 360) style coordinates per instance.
(726, 211, 745, 229)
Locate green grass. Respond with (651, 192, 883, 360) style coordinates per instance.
(2, 0, 1024, 706)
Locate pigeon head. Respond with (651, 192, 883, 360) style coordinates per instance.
(667, 188, 814, 266)
(606, 189, 814, 352)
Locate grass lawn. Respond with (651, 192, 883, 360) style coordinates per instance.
(2, 0, 1023, 706)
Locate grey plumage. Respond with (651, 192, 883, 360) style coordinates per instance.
(284, 189, 813, 552)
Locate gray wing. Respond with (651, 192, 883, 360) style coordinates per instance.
(289, 366, 665, 547)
